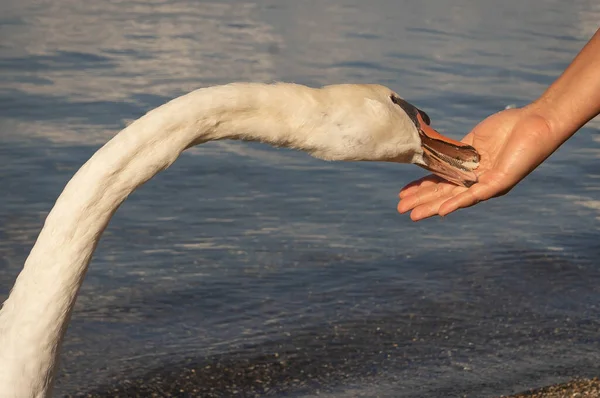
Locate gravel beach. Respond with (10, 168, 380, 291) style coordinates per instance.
(504, 378, 600, 398)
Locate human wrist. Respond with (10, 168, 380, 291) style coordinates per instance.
(523, 96, 572, 143)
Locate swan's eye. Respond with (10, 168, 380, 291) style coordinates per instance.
(390, 94, 405, 108)
(390, 94, 431, 126)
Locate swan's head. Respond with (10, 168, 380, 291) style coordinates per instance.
(315, 84, 480, 187)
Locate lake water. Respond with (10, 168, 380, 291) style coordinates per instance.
(1, 0, 599, 396)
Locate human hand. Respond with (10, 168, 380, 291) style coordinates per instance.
(397, 106, 556, 221)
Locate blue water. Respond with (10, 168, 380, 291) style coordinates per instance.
(1, 0, 599, 396)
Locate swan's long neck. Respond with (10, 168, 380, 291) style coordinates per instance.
(0, 83, 335, 397)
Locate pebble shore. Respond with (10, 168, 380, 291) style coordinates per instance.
(504, 378, 600, 398)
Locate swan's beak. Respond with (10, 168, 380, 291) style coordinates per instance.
(416, 112, 480, 187)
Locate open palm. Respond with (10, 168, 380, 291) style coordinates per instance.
(398, 107, 554, 221)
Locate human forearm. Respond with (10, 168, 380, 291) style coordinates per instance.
(529, 28, 600, 144)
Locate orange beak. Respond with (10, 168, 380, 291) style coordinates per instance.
(416, 112, 480, 187)
(389, 95, 480, 187)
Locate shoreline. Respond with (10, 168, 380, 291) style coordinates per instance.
(74, 376, 600, 397)
(503, 378, 600, 398)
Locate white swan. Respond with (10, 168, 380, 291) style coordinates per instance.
(0, 82, 479, 397)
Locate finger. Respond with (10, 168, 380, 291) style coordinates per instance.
(397, 182, 458, 213)
(437, 182, 498, 216)
(409, 195, 453, 221)
(399, 175, 444, 199)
